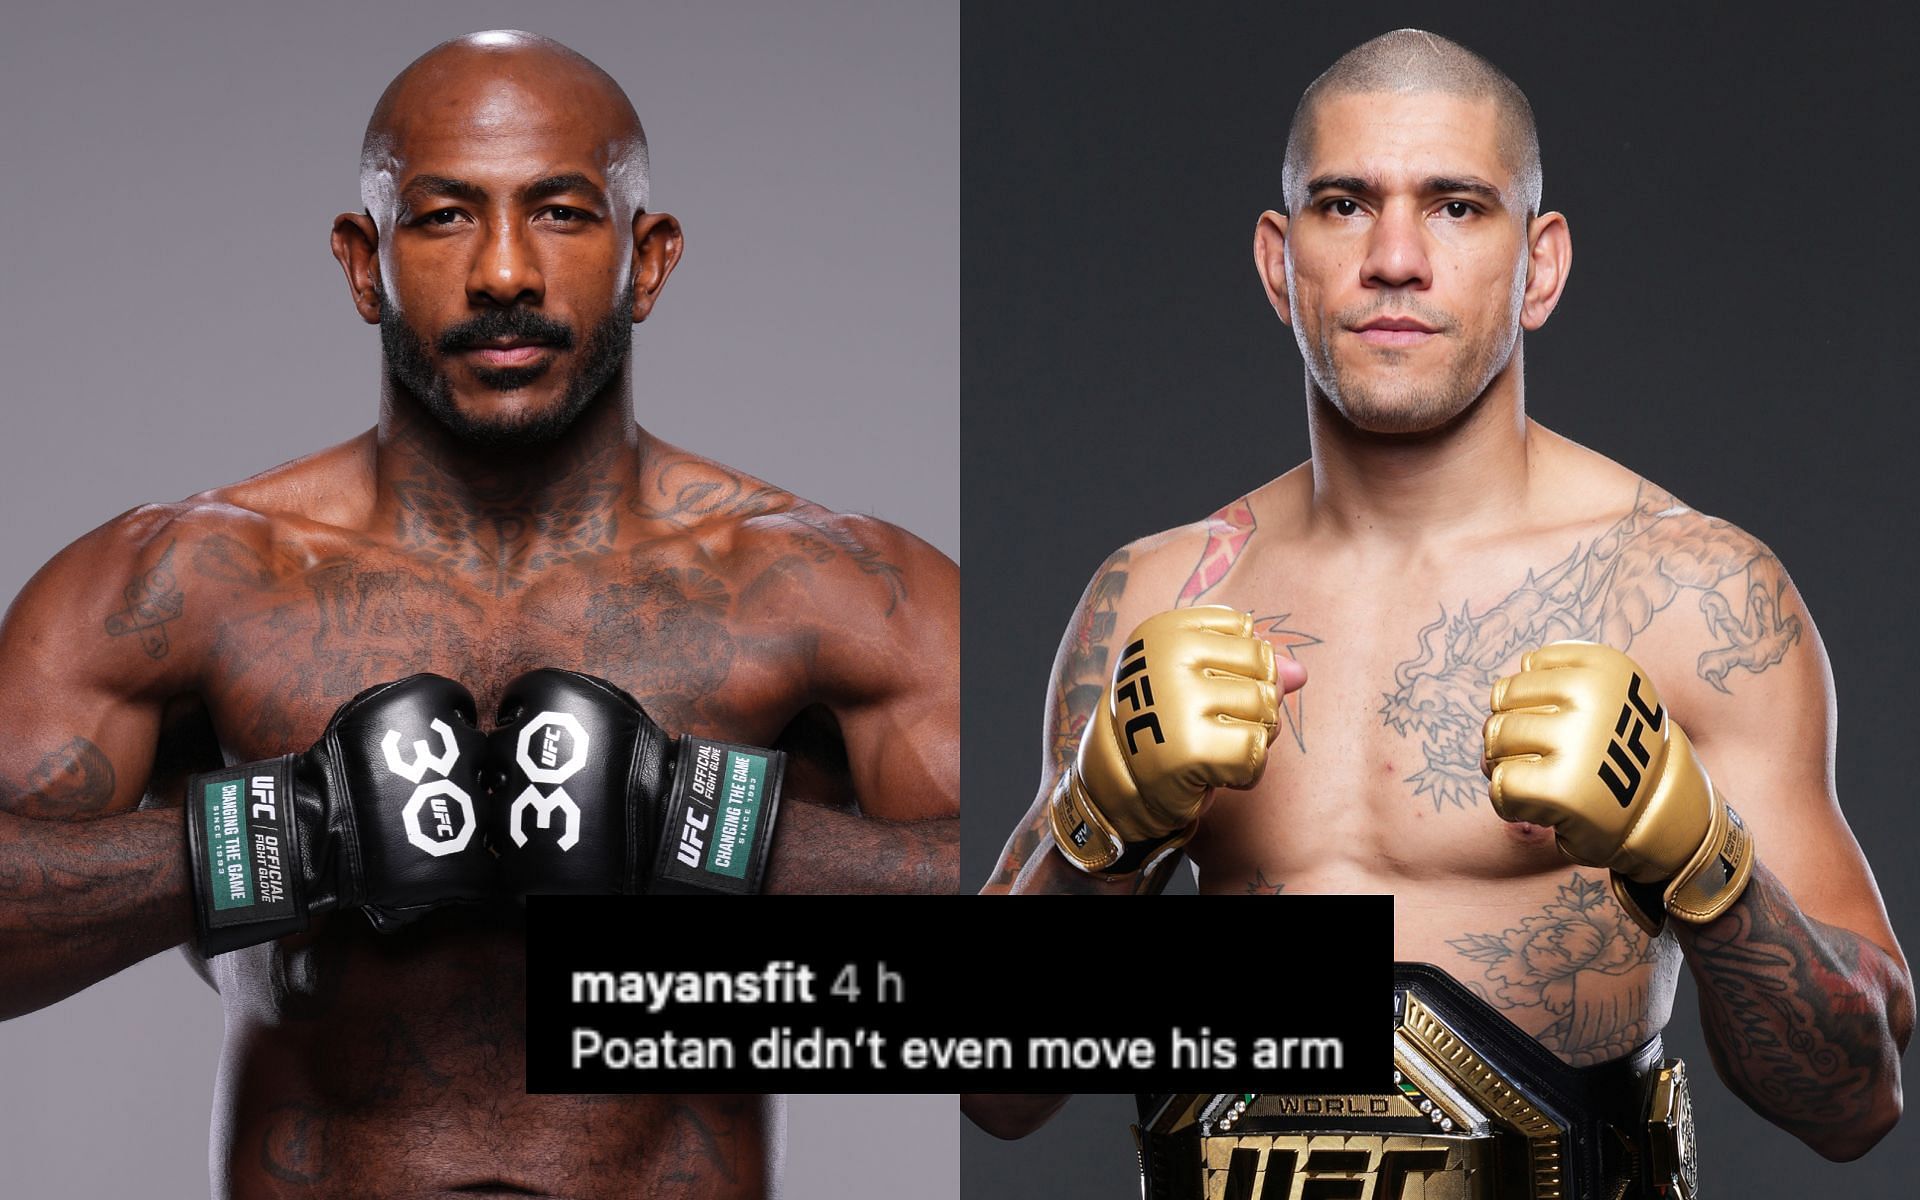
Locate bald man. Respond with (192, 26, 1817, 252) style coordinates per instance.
(979, 27, 1909, 1196)
(0, 30, 955, 1199)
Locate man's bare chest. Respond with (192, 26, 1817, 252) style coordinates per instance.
(1184, 599, 1561, 884)
(1176, 535, 1734, 882)
(180, 532, 814, 760)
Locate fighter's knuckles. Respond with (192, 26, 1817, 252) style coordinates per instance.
(1207, 676, 1276, 727)
(1526, 640, 1602, 670)
(1133, 605, 1243, 642)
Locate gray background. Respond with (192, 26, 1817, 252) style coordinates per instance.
(961, 1, 1920, 1196)
(0, 0, 956, 1195)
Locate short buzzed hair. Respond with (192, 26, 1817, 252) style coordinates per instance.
(1282, 29, 1541, 215)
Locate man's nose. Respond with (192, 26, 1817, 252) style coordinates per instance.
(468, 214, 545, 307)
(1359, 200, 1432, 290)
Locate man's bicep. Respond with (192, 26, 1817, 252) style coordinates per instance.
(830, 538, 959, 821)
(0, 519, 186, 820)
(1683, 596, 1903, 963)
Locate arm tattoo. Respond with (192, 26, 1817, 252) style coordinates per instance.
(1446, 872, 1673, 1066)
(984, 809, 1049, 892)
(0, 806, 190, 1017)
(1177, 498, 1257, 606)
(1680, 863, 1913, 1150)
(776, 508, 908, 616)
(1050, 551, 1130, 778)
(104, 539, 183, 659)
(1384, 483, 1804, 811)
(7, 737, 117, 820)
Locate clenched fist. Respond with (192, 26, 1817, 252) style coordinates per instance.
(1483, 641, 1754, 933)
(1049, 606, 1280, 875)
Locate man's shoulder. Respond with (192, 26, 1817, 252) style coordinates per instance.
(72, 447, 364, 586)
(7, 436, 376, 659)
(635, 438, 955, 621)
(1088, 473, 1300, 606)
(1586, 473, 1787, 575)
(1570, 470, 1814, 721)
(1533, 427, 1782, 557)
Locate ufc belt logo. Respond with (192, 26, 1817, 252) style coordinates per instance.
(1113, 639, 1164, 752)
(1217, 1142, 1451, 1200)
(512, 712, 588, 851)
(1597, 673, 1665, 807)
(383, 719, 477, 857)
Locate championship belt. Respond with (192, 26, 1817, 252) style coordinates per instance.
(1134, 964, 1698, 1200)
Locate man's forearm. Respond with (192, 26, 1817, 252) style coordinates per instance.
(1677, 860, 1914, 1160)
(0, 807, 192, 1019)
(763, 804, 958, 894)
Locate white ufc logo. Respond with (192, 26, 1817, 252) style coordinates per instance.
(382, 719, 475, 857)
(511, 711, 589, 851)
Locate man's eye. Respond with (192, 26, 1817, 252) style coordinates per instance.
(1325, 198, 1362, 217)
(1439, 201, 1475, 219)
(420, 210, 462, 226)
(542, 207, 587, 223)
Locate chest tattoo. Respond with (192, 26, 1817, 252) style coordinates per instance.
(1382, 484, 1802, 811)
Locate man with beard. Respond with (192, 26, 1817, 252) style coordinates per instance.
(977, 27, 1908, 1193)
(0, 29, 957, 1198)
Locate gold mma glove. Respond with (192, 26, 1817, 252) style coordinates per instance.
(1049, 606, 1280, 875)
(1482, 641, 1755, 934)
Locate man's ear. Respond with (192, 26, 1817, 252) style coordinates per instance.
(630, 212, 685, 322)
(331, 211, 383, 324)
(1254, 210, 1293, 327)
(1520, 210, 1571, 331)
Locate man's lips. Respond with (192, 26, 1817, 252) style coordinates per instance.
(458, 341, 557, 367)
(1350, 316, 1440, 348)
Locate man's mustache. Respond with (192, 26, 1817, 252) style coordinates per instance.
(437, 309, 577, 353)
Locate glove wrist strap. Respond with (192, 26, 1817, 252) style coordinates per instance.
(185, 755, 310, 955)
(1613, 793, 1756, 935)
(1047, 773, 1191, 878)
(648, 737, 786, 895)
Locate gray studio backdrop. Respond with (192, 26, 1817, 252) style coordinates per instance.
(961, 1, 1919, 1197)
(0, 0, 956, 1195)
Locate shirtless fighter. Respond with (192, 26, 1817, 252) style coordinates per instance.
(978, 28, 1909, 1195)
(0, 29, 957, 1199)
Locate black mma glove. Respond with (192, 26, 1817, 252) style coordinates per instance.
(489, 668, 786, 895)
(185, 674, 495, 955)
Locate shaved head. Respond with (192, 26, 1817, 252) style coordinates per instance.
(359, 29, 650, 223)
(337, 30, 678, 448)
(1283, 29, 1540, 215)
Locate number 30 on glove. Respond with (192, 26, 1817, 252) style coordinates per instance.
(1481, 641, 1754, 934)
